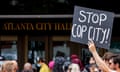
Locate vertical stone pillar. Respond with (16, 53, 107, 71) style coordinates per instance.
(45, 36, 49, 64)
(17, 35, 28, 71)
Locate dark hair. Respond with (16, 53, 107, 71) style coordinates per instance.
(112, 54, 120, 68)
(102, 52, 115, 61)
(56, 51, 65, 57)
(39, 57, 45, 62)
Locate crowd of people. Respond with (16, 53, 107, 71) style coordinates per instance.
(0, 40, 120, 72)
(87, 40, 120, 72)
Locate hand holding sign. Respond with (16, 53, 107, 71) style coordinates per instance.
(70, 6, 115, 49)
(88, 40, 97, 53)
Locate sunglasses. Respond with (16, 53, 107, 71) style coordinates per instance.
(109, 62, 112, 65)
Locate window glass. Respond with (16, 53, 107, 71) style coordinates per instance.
(0, 41, 17, 60)
(53, 41, 70, 57)
(28, 41, 45, 64)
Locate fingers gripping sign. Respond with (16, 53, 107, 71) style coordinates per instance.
(88, 40, 97, 53)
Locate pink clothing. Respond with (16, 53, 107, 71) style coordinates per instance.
(48, 61, 54, 70)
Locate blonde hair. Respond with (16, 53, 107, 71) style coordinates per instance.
(2, 61, 16, 72)
(11, 60, 18, 70)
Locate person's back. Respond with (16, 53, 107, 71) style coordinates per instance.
(22, 70, 33, 72)
(39, 58, 50, 72)
(40, 63, 50, 72)
(53, 56, 65, 72)
(22, 62, 33, 72)
(63, 58, 71, 72)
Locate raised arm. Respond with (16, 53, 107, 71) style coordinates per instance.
(88, 40, 111, 72)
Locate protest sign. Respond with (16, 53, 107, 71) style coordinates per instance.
(70, 6, 115, 49)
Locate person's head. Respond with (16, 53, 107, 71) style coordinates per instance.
(108, 54, 120, 70)
(109, 54, 120, 70)
(55, 56, 65, 65)
(102, 52, 115, 65)
(24, 62, 32, 70)
(71, 58, 80, 65)
(11, 60, 18, 70)
(89, 63, 99, 72)
(71, 58, 84, 71)
(70, 54, 78, 60)
(89, 57, 95, 64)
(2, 61, 16, 72)
(38, 58, 45, 65)
(56, 51, 65, 57)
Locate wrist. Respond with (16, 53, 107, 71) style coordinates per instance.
(92, 51, 98, 55)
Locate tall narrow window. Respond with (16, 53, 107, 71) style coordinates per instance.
(28, 41, 45, 64)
